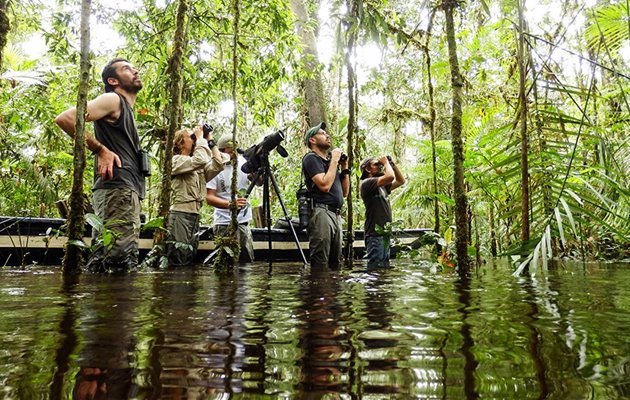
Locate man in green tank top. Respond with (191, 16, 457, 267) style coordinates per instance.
(55, 58, 145, 273)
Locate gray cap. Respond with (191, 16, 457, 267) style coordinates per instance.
(217, 135, 235, 150)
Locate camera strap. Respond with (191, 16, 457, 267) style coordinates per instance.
(300, 152, 317, 194)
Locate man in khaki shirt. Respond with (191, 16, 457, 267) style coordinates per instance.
(167, 126, 228, 265)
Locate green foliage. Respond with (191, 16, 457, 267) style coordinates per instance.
(585, 2, 629, 53)
(84, 212, 120, 251)
(211, 229, 240, 272)
(1, 0, 628, 268)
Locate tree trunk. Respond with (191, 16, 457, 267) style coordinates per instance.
(443, 0, 469, 272)
(424, 7, 440, 234)
(152, 0, 190, 262)
(212, 0, 242, 270)
(0, 0, 10, 72)
(62, 0, 91, 273)
(344, 0, 359, 266)
(229, 0, 241, 262)
(517, 0, 530, 244)
(289, 0, 327, 126)
(489, 204, 497, 257)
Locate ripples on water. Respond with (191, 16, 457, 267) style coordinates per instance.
(0, 260, 629, 399)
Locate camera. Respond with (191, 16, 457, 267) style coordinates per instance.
(327, 152, 348, 163)
(241, 129, 289, 174)
(202, 123, 214, 139)
(386, 155, 395, 166)
(139, 149, 151, 177)
(296, 187, 311, 229)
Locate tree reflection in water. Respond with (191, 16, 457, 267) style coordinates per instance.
(71, 275, 138, 399)
(298, 268, 347, 397)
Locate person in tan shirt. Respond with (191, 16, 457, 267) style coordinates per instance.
(166, 125, 228, 266)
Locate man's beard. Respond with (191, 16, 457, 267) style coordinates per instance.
(119, 79, 143, 94)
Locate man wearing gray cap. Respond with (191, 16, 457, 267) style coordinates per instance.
(301, 122, 350, 269)
(206, 135, 256, 262)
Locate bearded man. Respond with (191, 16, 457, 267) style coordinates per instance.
(55, 58, 146, 272)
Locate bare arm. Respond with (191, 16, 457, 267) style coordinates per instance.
(206, 187, 247, 209)
(390, 160, 406, 190)
(375, 156, 395, 187)
(54, 93, 122, 180)
(311, 148, 343, 193)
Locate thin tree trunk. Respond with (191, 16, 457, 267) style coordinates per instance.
(62, 0, 91, 273)
(489, 204, 497, 257)
(0, 0, 10, 72)
(290, 0, 327, 125)
(344, 0, 359, 266)
(230, 0, 240, 256)
(443, 0, 469, 272)
(211, 0, 241, 270)
(517, 0, 530, 244)
(152, 0, 190, 263)
(424, 8, 440, 234)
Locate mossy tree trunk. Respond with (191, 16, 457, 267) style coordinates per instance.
(290, 0, 327, 126)
(443, 0, 469, 272)
(213, 0, 241, 270)
(424, 7, 440, 234)
(343, 0, 359, 266)
(62, 0, 91, 274)
(517, 0, 530, 245)
(228, 0, 241, 265)
(151, 0, 190, 264)
(0, 0, 10, 72)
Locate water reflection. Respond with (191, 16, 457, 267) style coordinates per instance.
(72, 275, 139, 398)
(454, 272, 479, 400)
(50, 274, 79, 400)
(297, 268, 348, 396)
(357, 269, 403, 396)
(1, 261, 630, 398)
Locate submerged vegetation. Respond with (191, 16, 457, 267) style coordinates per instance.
(0, 0, 628, 270)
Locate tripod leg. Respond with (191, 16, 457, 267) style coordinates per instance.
(268, 170, 308, 265)
(263, 172, 273, 271)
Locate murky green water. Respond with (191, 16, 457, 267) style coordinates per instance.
(1, 260, 629, 399)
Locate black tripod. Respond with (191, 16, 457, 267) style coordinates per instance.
(243, 152, 308, 271)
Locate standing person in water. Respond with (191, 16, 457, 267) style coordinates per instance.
(55, 58, 145, 273)
(205, 136, 257, 262)
(359, 155, 405, 268)
(301, 122, 350, 269)
(166, 125, 227, 266)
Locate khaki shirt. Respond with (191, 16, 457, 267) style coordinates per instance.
(170, 138, 226, 214)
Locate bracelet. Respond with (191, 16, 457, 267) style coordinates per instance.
(340, 169, 351, 178)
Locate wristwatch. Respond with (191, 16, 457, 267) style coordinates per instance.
(207, 139, 216, 149)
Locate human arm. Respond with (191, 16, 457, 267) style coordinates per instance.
(389, 157, 405, 190)
(203, 146, 226, 182)
(172, 127, 214, 176)
(375, 155, 395, 188)
(206, 187, 247, 209)
(54, 93, 122, 180)
(309, 148, 345, 193)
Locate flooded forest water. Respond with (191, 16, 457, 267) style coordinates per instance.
(1, 259, 629, 399)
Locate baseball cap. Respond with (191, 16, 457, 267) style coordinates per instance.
(303, 122, 326, 146)
(360, 157, 375, 180)
(217, 135, 236, 150)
